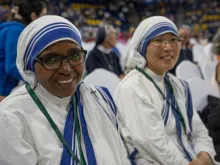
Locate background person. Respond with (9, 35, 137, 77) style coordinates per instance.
(0, 0, 47, 101)
(170, 24, 194, 75)
(85, 24, 124, 79)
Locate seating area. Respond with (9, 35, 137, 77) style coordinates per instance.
(1, 0, 219, 43)
(83, 38, 220, 113)
(188, 78, 219, 111)
(176, 60, 203, 81)
(82, 41, 220, 113)
(175, 43, 220, 111)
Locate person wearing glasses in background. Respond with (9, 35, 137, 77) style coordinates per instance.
(0, 15, 131, 165)
(115, 16, 218, 165)
(169, 24, 194, 75)
(85, 25, 124, 79)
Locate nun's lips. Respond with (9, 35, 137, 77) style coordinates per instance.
(57, 78, 74, 84)
(55, 77, 75, 85)
(160, 54, 174, 59)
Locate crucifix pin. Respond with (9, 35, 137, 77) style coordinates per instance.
(90, 88, 99, 100)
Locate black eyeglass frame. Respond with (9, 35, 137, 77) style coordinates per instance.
(34, 49, 87, 70)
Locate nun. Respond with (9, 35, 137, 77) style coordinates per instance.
(85, 25, 124, 78)
(0, 15, 131, 165)
(115, 16, 218, 165)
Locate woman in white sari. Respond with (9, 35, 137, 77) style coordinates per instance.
(0, 15, 131, 165)
(115, 16, 218, 165)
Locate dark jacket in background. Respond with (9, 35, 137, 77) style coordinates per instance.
(169, 48, 194, 75)
(85, 47, 123, 77)
(199, 95, 220, 162)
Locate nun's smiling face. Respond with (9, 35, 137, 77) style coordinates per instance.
(34, 40, 85, 97)
(145, 33, 181, 75)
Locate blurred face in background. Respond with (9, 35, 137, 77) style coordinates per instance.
(104, 26, 117, 48)
(179, 28, 190, 48)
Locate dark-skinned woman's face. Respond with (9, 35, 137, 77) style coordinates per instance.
(34, 40, 85, 97)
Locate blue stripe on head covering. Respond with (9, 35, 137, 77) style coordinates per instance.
(24, 22, 77, 67)
(24, 22, 81, 71)
(138, 22, 179, 56)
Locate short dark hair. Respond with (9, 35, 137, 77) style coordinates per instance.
(14, 0, 46, 25)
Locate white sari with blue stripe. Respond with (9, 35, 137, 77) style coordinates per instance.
(115, 68, 217, 165)
(162, 74, 193, 161)
(0, 82, 131, 165)
(60, 82, 129, 165)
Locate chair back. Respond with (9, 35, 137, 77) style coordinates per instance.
(83, 68, 120, 96)
(176, 60, 202, 81)
(188, 77, 220, 111)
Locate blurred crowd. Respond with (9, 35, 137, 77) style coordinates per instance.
(1, 0, 220, 43)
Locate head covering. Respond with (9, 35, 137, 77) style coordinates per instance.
(125, 16, 180, 69)
(95, 24, 114, 46)
(16, 15, 82, 87)
(95, 26, 106, 46)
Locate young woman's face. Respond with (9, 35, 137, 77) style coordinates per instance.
(145, 33, 181, 75)
(34, 40, 85, 97)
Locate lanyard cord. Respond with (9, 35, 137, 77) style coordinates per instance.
(164, 76, 186, 131)
(135, 66, 187, 133)
(101, 52, 114, 72)
(73, 96, 86, 165)
(25, 83, 81, 164)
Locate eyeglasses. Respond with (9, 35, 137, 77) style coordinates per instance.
(150, 38, 182, 47)
(35, 50, 87, 70)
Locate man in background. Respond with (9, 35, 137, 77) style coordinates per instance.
(170, 24, 194, 75)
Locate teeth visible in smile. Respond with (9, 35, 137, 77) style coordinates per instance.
(58, 78, 73, 84)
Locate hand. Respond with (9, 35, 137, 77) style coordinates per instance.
(188, 152, 212, 165)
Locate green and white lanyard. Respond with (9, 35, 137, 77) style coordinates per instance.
(135, 66, 187, 134)
(26, 83, 86, 165)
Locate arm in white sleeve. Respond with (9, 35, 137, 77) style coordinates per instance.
(0, 110, 37, 165)
(115, 86, 188, 165)
(118, 132, 132, 165)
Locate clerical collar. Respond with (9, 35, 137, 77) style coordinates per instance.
(97, 45, 111, 54)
